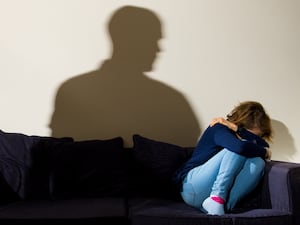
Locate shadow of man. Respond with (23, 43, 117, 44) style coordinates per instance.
(270, 119, 296, 162)
(49, 5, 201, 147)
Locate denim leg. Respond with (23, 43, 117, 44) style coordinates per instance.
(226, 157, 265, 211)
(210, 149, 247, 200)
(181, 149, 245, 209)
(181, 149, 227, 209)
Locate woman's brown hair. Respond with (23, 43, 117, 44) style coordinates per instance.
(227, 101, 273, 141)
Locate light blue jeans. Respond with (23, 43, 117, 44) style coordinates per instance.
(181, 149, 265, 212)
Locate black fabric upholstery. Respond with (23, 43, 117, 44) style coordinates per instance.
(128, 198, 292, 225)
(231, 209, 292, 225)
(0, 173, 20, 205)
(0, 130, 73, 199)
(128, 198, 233, 225)
(0, 198, 127, 225)
(266, 161, 300, 225)
(48, 137, 128, 198)
(129, 134, 193, 199)
(0, 132, 299, 225)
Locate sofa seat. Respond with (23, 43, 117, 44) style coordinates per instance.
(128, 198, 292, 225)
(228, 209, 292, 225)
(0, 197, 128, 225)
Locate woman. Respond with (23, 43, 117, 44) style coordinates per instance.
(173, 101, 272, 215)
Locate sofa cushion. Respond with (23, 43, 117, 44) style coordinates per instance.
(128, 198, 233, 225)
(49, 137, 128, 198)
(129, 135, 193, 199)
(0, 197, 128, 225)
(0, 130, 73, 200)
(128, 198, 292, 225)
(0, 172, 20, 205)
(230, 209, 292, 225)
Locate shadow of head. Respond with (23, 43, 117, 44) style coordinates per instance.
(107, 5, 163, 72)
(270, 119, 296, 162)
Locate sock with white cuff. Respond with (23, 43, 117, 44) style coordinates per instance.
(202, 195, 225, 215)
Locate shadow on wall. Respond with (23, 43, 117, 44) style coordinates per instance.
(270, 119, 296, 162)
(49, 5, 201, 147)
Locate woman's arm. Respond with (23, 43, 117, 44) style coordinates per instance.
(210, 117, 269, 146)
(210, 117, 238, 132)
(212, 124, 266, 158)
(210, 118, 271, 160)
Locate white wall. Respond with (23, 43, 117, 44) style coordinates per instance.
(1, 0, 299, 162)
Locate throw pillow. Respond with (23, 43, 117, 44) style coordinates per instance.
(0, 130, 73, 200)
(130, 134, 193, 199)
(49, 137, 128, 198)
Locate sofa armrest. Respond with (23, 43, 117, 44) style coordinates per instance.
(265, 160, 300, 223)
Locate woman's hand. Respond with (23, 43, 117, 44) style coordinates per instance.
(210, 117, 238, 132)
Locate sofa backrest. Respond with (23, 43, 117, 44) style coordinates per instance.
(124, 135, 194, 199)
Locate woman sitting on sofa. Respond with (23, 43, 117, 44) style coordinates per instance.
(173, 101, 273, 215)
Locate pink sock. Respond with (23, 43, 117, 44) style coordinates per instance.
(211, 196, 225, 204)
(202, 195, 225, 215)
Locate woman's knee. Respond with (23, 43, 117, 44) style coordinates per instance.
(222, 148, 242, 156)
(181, 182, 207, 209)
(247, 157, 265, 175)
(222, 148, 247, 162)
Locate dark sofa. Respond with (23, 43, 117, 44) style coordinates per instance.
(0, 131, 299, 225)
